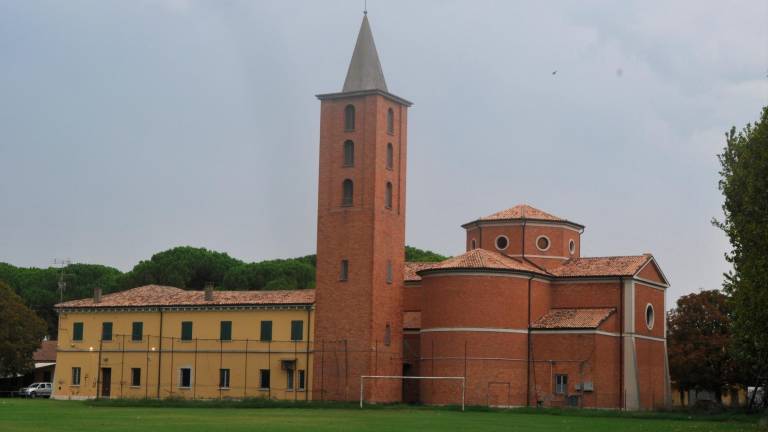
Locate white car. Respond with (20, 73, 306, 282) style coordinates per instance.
(20, 382, 52, 398)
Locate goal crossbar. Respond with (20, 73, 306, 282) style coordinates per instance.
(359, 375, 465, 411)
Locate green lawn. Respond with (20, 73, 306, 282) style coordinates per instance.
(0, 399, 759, 432)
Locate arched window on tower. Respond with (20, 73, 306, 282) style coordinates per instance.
(386, 108, 394, 134)
(344, 105, 355, 131)
(342, 179, 354, 207)
(343, 140, 354, 166)
(386, 143, 393, 170)
(385, 182, 393, 209)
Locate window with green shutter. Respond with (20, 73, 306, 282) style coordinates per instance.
(181, 321, 193, 341)
(72, 322, 84, 341)
(101, 322, 112, 341)
(132, 322, 143, 341)
(220, 321, 232, 341)
(260, 321, 272, 342)
(291, 320, 303, 341)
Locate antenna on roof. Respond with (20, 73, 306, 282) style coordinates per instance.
(53, 258, 73, 303)
(364, 0, 367, 15)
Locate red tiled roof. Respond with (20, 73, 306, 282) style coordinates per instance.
(404, 262, 439, 282)
(532, 308, 615, 329)
(480, 204, 566, 222)
(418, 248, 547, 275)
(55, 285, 315, 309)
(549, 255, 651, 278)
(33, 340, 57, 362)
(403, 311, 421, 329)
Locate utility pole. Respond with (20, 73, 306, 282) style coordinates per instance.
(53, 258, 72, 303)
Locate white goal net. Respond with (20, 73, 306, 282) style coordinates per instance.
(359, 375, 466, 411)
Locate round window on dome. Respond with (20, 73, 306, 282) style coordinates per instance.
(536, 235, 550, 252)
(645, 303, 655, 330)
(495, 235, 509, 251)
(569, 239, 576, 255)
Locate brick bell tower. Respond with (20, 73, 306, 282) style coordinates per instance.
(313, 14, 411, 403)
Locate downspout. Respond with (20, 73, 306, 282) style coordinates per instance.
(306, 306, 311, 401)
(619, 276, 624, 411)
(156, 309, 164, 399)
(526, 275, 533, 407)
(521, 220, 527, 259)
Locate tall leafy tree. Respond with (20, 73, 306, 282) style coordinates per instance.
(405, 245, 448, 262)
(714, 106, 768, 409)
(667, 290, 734, 403)
(0, 281, 47, 378)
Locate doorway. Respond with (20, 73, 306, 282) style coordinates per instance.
(101, 368, 112, 398)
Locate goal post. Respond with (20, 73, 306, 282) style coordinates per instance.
(359, 375, 466, 411)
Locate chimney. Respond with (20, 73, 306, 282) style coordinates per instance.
(93, 287, 102, 303)
(204, 283, 214, 301)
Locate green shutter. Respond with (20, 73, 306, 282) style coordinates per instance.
(291, 320, 303, 341)
(132, 322, 143, 341)
(220, 321, 232, 341)
(260, 321, 272, 341)
(72, 322, 83, 341)
(181, 321, 193, 341)
(102, 322, 112, 341)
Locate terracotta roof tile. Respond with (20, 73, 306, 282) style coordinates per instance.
(404, 262, 439, 282)
(480, 204, 566, 222)
(532, 308, 615, 329)
(418, 248, 547, 275)
(33, 340, 57, 362)
(549, 255, 651, 278)
(55, 285, 315, 309)
(403, 311, 421, 329)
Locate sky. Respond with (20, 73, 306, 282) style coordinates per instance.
(1, 0, 767, 305)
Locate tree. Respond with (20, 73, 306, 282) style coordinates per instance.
(120, 246, 242, 290)
(405, 245, 448, 262)
(714, 106, 768, 410)
(667, 290, 734, 404)
(0, 281, 47, 378)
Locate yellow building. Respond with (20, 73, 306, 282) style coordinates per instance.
(52, 285, 315, 400)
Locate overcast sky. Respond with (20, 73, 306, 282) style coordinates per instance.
(1, 1, 767, 304)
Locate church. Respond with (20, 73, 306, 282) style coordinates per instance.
(311, 14, 670, 410)
(53, 15, 670, 410)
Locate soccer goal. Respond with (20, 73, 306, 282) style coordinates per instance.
(359, 375, 466, 411)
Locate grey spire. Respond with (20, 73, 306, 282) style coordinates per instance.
(342, 15, 388, 92)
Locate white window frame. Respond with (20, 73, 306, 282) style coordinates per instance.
(535, 235, 551, 252)
(645, 303, 655, 330)
(495, 235, 509, 251)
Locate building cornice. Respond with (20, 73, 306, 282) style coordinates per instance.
(316, 89, 413, 107)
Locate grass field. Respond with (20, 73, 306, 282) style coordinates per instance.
(0, 399, 761, 432)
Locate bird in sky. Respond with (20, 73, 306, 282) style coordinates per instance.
(552, 70, 557, 75)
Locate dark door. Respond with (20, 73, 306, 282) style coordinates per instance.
(101, 368, 112, 397)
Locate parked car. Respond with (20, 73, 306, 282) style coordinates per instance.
(20, 382, 52, 398)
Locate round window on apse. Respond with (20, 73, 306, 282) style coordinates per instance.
(495, 235, 509, 251)
(536, 235, 550, 252)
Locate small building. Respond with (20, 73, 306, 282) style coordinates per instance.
(52, 285, 314, 400)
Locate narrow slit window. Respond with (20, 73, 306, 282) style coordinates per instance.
(386, 260, 393, 284)
(385, 182, 393, 209)
(387, 108, 394, 134)
(344, 104, 355, 131)
(386, 143, 394, 169)
(343, 140, 354, 166)
(342, 179, 353, 206)
(340, 259, 349, 281)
